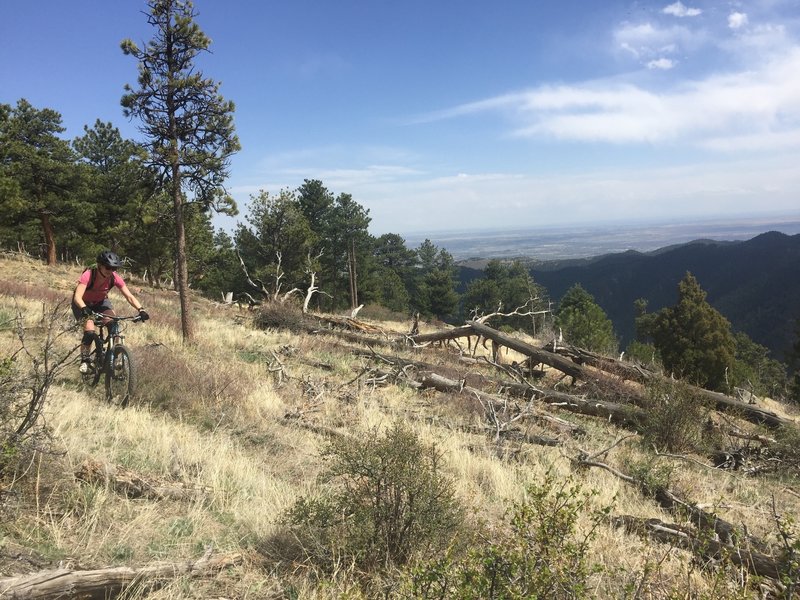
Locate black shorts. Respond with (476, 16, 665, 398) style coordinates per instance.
(72, 299, 114, 322)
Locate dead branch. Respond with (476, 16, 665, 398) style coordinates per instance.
(472, 299, 551, 325)
(236, 249, 269, 298)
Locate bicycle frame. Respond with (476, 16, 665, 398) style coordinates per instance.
(83, 312, 141, 406)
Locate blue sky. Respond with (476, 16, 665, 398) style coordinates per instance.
(2, 0, 799, 236)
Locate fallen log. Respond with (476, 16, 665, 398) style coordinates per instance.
(544, 339, 792, 429)
(576, 457, 769, 553)
(533, 388, 646, 431)
(613, 515, 781, 581)
(470, 321, 587, 381)
(419, 373, 561, 437)
(545, 342, 655, 384)
(419, 372, 610, 435)
(0, 550, 242, 599)
(696, 388, 791, 429)
(405, 325, 476, 346)
(308, 327, 395, 348)
(476, 322, 795, 430)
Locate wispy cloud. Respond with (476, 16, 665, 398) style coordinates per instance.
(415, 48, 800, 149)
(613, 21, 704, 64)
(663, 2, 702, 18)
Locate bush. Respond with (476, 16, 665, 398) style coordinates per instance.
(252, 302, 312, 333)
(276, 422, 463, 574)
(639, 379, 713, 453)
(1, 304, 72, 480)
(624, 340, 660, 369)
(407, 472, 607, 599)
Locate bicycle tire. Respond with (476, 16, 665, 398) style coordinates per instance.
(105, 345, 136, 408)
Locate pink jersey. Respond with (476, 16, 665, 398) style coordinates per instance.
(78, 269, 124, 304)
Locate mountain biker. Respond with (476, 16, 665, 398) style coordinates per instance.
(72, 250, 149, 373)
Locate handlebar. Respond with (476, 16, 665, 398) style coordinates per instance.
(90, 311, 144, 324)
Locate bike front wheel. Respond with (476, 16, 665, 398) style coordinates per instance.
(105, 345, 136, 407)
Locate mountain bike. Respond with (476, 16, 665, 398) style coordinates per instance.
(81, 312, 142, 407)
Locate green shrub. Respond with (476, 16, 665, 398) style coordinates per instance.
(277, 422, 463, 573)
(407, 472, 608, 599)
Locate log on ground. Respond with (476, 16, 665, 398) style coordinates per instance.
(0, 551, 242, 599)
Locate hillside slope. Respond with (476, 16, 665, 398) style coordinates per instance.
(1, 253, 799, 598)
(530, 231, 800, 360)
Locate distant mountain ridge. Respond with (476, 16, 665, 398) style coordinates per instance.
(461, 232, 800, 362)
(531, 231, 800, 361)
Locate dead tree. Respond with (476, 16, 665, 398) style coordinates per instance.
(301, 250, 330, 314)
(236, 250, 301, 305)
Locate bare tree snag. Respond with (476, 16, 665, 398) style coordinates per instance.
(0, 550, 242, 599)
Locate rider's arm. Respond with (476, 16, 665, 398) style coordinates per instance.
(73, 283, 88, 309)
(119, 284, 143, 312)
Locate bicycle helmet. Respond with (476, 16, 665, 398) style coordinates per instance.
(97, 249, 123, 269)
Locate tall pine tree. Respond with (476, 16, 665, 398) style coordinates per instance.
(121, 0, 240, 342)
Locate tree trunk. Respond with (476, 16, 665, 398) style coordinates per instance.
(406, 325, 476, 345)
(39, 210, 57, 266)
(173, 172, 193, 342)
(348, 239, 358, 309)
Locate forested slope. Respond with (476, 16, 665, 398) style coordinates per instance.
(528, 231, 800, 360)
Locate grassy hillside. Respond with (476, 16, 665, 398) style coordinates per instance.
(1, 253, 800, 598)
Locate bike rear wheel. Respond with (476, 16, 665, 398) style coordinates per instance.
(105, 345, 136, 407)
(81, 345, 104, 387)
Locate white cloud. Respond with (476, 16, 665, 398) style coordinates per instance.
(647, 57, 676, 69)
(421, 48, 800, 149)
(663, 2, 702, 17)
(728, 12, 749, 29)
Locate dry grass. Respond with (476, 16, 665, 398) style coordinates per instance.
(1, 253, 799, 598)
